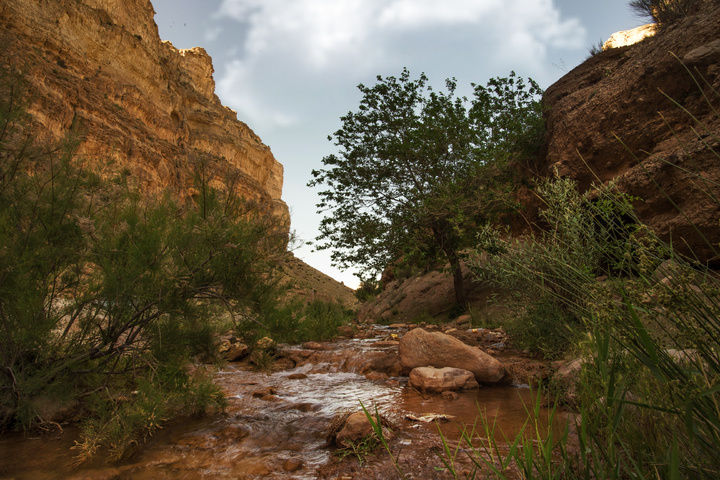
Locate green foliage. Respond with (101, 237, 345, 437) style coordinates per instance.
(333, 434, 382, 466)
(470, 178, 720, 474)
(235, 299, 354, 347)
(309, 69, 543, 305)
(354, 279, 383, 302)
(472, 178, 641, 357)
(629, 0, 710, 25)
(0, 62, 287, 458)
(504, 299, 582, 360)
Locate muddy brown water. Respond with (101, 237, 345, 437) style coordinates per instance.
(0, 327, 559, 479)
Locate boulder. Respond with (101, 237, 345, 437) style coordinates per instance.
(399, 328, 507, 383)
(360, 352, 403, 377)
(222, 342, 248, 362)
(329, 412, 393, 447)
(408, 366, 479, 393)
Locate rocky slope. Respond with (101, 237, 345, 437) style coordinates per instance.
(0, 0, 287, 217)
(535, 2, 720, 264)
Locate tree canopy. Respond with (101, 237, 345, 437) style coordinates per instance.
(309, 69, 544, 306)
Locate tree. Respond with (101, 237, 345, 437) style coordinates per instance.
(309, 69, 543, 306)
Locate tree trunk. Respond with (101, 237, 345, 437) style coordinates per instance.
(432, 224, 467, 308)
(448, 250, 467, 307)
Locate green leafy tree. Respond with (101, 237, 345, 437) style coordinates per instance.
(309, 69, 543, 306)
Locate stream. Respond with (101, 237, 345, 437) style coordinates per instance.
(0, 325, 557, 479)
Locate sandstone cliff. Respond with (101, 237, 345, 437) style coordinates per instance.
(0, 0, 287, 218)
(536, 2, 720, 264)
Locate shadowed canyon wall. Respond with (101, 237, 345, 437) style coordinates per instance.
(530, 2, 720, 264)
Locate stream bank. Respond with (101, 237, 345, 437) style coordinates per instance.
(0, 324, 561, 480)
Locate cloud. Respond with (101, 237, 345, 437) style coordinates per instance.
(214, 0, 585, 131)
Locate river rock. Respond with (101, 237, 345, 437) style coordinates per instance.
(399, 328, 507, 383)
(223, 342, 249, 362)
(334, 412, 375, 446)
(329, 412, 393, 447)
(442, 391, 459, 400)
(360, 352, 402, 377)
(408, 366, 479, 393)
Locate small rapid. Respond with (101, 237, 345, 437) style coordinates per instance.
(0, 326, 554, 479)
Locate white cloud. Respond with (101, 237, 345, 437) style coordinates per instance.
(204, 26, 224, 42)
(214, 0, 585, 131)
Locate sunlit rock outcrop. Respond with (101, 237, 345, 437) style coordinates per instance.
(0, 0, 287, 218)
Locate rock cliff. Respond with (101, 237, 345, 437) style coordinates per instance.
(536, 2, 720, 264)
(0, 0, 287, 218)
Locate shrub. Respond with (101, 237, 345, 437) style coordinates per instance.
(629, 0, 710, 26)
(0, 62, 287, 459)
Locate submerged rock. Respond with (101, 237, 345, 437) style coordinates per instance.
(399, 328, 507, 383)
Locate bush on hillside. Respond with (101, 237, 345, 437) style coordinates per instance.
(629, 0, 711, 25)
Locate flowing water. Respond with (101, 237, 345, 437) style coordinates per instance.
(0, 327, 556, 479)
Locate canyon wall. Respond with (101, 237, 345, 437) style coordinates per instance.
(533, 2, 720, 264)
(0, 0, 288, 218)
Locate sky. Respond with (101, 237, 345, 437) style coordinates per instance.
(150, 0, 646, 289)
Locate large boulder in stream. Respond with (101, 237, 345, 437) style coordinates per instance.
(399, 328, 507, 383)
(409, 366, 479, 393)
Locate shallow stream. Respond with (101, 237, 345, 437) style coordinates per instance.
(0, 326, 555, 479)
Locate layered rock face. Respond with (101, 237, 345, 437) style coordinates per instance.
(0, 0, 288, 218)
(536, 3, 720, 264)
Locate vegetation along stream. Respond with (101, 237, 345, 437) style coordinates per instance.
(0, 324, 558, 480)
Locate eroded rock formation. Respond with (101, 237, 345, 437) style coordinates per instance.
(0, 0, 288, 218)
(536, 2, 720, 264)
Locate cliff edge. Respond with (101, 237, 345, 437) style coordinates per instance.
(0, 0, 288, 218)
(535, 2, 720, 264)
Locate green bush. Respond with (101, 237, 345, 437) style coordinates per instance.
(231, 297, 354, 351)
(0, 63, 287, 459)
(629, 0, 710, 26)
(471, 178, 640, 357)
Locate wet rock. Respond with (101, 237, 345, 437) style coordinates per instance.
(286, 373, 308, 380)
(399, 328, 507, 383)
(283, 457, 303, 472)
(364, 371, 389, 381)
(387, 323, 408, 329)
(441, 391, 459, 401)
(214, 424, 250, 442)
(302, 341, 329, 351)
(285, 402, 318, 412)
(337, 325, 354, 337)
(251, 387, 277, 399)
(222, 342, 249, 362)
(408, 366, 479, 393)
(330, 412, 393, 447)
(360, 352, 402, 377)
(372, 340, 399, 347)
